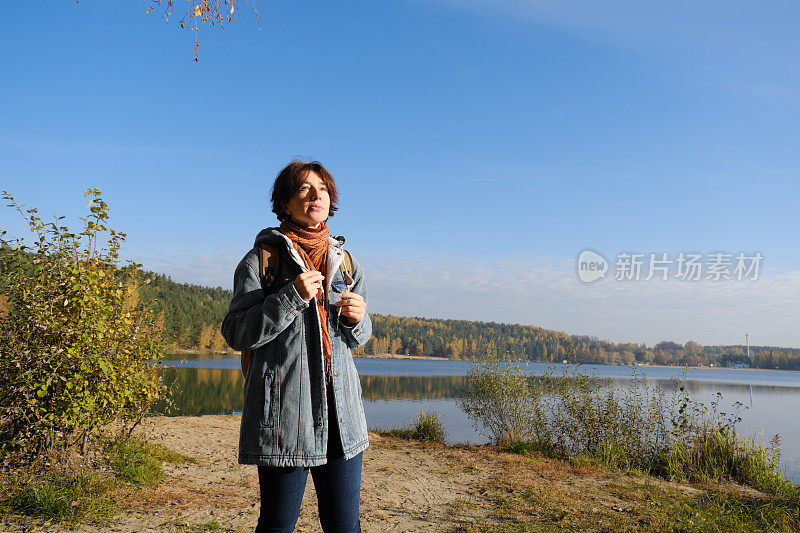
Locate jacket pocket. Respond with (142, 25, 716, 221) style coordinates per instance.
(260, 369, 276, 428)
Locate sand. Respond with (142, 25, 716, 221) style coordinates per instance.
(12, 415, 496, 532)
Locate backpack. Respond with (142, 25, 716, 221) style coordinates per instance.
(239, 243, 354, 376)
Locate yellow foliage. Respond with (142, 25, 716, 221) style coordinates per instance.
(209, 325, 227, 354)
(198, 323, 214, 352)
(122, 280, 139, 312)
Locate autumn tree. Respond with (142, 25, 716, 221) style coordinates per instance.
(209, 326, 227, 354)
(0, 190, 167, 457)
(683, 340, 699, 353)
(198, 323, 215, 352)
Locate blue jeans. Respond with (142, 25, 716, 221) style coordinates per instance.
(255, 387, 363, 533)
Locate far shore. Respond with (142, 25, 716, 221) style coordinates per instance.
(164, 349, 797, 372)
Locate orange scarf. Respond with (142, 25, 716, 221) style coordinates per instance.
(280, 220, 333, 381)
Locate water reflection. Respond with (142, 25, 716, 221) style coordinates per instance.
(153, 369, 468, 415)
(153, 367, 244, 416)
(361, 375, 466, 400)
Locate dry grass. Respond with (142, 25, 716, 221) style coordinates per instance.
(446, 444, 800, 532)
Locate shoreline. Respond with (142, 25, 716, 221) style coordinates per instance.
(164, 349, 798, 372)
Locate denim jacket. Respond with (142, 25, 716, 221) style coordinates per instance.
(221, 228, 372, 466)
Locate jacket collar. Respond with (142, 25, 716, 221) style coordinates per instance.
(254, 227, 347, 295)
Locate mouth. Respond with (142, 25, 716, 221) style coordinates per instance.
(309, 205, 324, 212)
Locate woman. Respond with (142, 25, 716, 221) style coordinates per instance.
(221, 160, 372, 532)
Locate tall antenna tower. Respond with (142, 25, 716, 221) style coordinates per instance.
(746, 333, 750, 359)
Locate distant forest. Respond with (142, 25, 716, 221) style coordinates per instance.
(138, 272, 230, 353)
(140, 272, 800, 371)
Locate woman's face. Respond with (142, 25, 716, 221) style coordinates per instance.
(284, 171, 331, 229)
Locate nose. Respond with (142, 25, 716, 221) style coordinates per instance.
(309, 186, 322, 200)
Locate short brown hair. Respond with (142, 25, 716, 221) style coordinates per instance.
(270, 160, 339, 222)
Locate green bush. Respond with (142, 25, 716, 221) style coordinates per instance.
(458, 346, 544, 447)
(374, 410, 447, 444)
(411, 411, 447, 443)
(667, 425, 797, 497)
(0, 189, 167, 459)
(533, 364, 671, 470)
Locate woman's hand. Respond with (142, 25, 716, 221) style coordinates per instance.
(293, 271, 324, 301)
(335, 291, 365, 325)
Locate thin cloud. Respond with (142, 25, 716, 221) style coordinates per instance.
(124, 243, 241, 289)
(134, 242, 800, 349)
(359, 249, 800, 348)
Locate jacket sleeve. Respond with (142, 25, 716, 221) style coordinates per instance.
(221, 251, 310, 351)
(337, 253, 373, 350)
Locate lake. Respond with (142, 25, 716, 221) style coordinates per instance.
(157, 357, 800, 482)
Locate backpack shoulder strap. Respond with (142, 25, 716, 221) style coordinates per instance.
(242, 243, 281, 377)
(258, 243, 281, 288)
(339, 249, 353, 282)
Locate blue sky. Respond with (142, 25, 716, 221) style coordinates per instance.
(2, 1, 799, 348)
